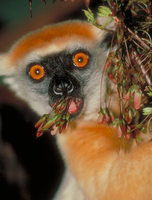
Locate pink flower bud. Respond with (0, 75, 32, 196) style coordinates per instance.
(117, 125, 122, 138)
(98, 114, 104, 124)
(124, 92, 130, 101)
(50, 125, 58, 136)
(119, 116, 127, 135)
(36, 123, 44, 138)
(124, 107, 134, 124)
(134, 88, 142, 110)
(126, 134, 131, 140)
(105, 59, 112, 69)
(108, 73, 117, 83)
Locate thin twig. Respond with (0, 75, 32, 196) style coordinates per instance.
(133, 50, 152, 85)
(127, 27, 151, 51)
(124, 37, 134, 70)
(118, 88, 123, 115)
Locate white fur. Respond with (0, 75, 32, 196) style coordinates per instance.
(53, 169, 87, 200)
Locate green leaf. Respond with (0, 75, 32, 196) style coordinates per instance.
(43, 119, 54, 129)
(83, 8, 95, 24)
(145, 86, 152, 97)
(147, 92, 152, 97)
(143, 107, 152, 115)
(97, 6, 112, 17)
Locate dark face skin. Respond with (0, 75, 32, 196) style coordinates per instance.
(26, 49, 91, 119)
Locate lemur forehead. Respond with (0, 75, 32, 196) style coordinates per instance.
(9, 21, 103, 64)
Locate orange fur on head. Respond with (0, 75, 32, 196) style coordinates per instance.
(8, 21, 102, 65)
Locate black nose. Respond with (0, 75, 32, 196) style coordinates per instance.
(53, 77, 74, 96)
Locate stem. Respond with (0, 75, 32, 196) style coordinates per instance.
(124, 37, 134, 70)
(133, 50, 152, 85)
(100, 60, 107, 108)
(147, 117, 152, 135)
(118, 88, 123, 115)
(107, 84, 116, 109)
(127, 27, 151, 51)
(95, 18, 114, 34)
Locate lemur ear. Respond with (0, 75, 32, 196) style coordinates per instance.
(0, 53, 15, 76)
(97, 16, 116, 50)
(96, 16, 115, 30)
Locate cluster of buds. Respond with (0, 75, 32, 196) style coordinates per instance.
(113, 115, 146, 140)
(106, 51, 125, 84)
(118, 84, 147, 139)
(117, 85, 144, 139)
(100, 46, 146, 139)
(98, 107, 114, 124)
(101, 43, 150, 140)
(35, 97, 71, 138)
(124, 85, 143, 110)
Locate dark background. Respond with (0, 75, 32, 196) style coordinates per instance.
(0, 1, 102, 200)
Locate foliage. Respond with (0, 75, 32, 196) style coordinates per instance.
(84, 0, 152, 140)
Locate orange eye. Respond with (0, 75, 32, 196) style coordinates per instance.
(29, 65, 45, 80)
(73, 52, 89, 68)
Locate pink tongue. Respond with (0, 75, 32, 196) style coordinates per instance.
(68, 100, 78, 114)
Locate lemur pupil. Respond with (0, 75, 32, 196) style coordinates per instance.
(78, 57, 83, 63)
(35, 69, 40, 74)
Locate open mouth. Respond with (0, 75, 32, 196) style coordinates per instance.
(68, 98, 84, 120)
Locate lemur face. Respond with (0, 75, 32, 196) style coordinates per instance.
(0, 20, 110, 120)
